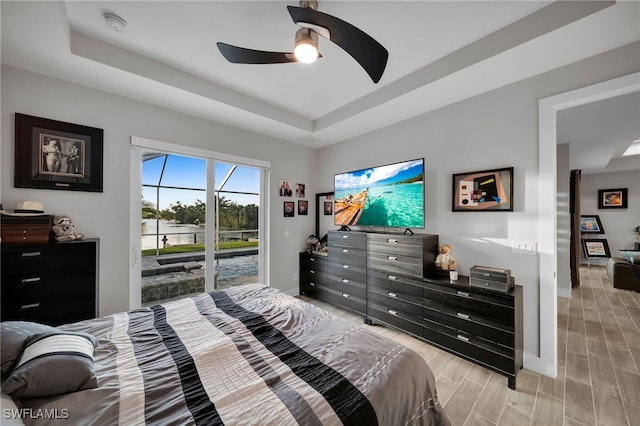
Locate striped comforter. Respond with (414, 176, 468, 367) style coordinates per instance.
(14, 284, 449, 425)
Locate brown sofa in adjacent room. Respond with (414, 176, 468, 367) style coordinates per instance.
(607, 254, 640, 292)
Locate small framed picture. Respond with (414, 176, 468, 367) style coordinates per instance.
(324, 201, 333, 215)
(279, 180, 293, 197)
(582, 238, 611, 258)
(579, 215, 605, 234)
(598, 188, 627, 209)
(295, 183, 306, 198)
(283, 201, 295, 217)
(298, 200, 308, 215)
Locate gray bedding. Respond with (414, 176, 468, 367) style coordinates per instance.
(12, 284, 450, 425)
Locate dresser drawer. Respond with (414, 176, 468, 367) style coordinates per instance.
(368, 301, 424, 338)
(327, 275, 366, 299)
(327, 287, 365, 314)
(1, 242, 96, 277)
(1, 292, 96, 326)
(300, 253, 328, 272)
(1, 224, 51, 244)
(329, 249, 367, 267)
(368, 251, 423, 277)
(368, 270, 423, 298)
(422, 317, 516, 375)
(369, 290, 422, 317)
(328, 231, 367, 249)
(328, 259, 367, 281)
(367, 233, 424, 256)
(301, 267, 328, 285)
(2, 268, 95, 296)
(300, 281, 328, 300)
(422, 300, 514, 348)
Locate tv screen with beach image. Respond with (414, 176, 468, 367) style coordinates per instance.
(334, 158, 425, 228)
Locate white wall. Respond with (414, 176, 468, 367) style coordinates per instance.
(317, 42, 640, 370)
(580, 169, 640, 263)
(1, 65, 317, 316)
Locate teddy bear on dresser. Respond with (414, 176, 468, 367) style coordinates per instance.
(435, 243, 457, 271)
(52, 215, 84, 242)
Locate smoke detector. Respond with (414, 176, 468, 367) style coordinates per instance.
(104, 12, 127, 33)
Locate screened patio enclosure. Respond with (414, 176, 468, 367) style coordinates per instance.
(141, 152, 260, 305)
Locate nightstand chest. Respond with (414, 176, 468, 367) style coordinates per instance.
(299, 252, 328, 301)
(1, 239, 99, 325)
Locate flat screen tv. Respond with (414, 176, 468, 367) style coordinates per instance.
(334, 158, 425, 229)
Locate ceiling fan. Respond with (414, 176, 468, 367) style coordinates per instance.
(217, 1, 388, 83)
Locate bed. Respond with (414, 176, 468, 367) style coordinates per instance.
(1, 284, 450, 425)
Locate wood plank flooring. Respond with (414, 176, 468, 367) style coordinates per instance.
(301, 266, 640, 425)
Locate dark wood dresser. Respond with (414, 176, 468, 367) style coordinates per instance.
(368, 271, 523, 389)
(1, 239, 99, 326)
(299, 229, 523, 389)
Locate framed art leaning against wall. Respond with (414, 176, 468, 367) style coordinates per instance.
(14, 113, 104, 192)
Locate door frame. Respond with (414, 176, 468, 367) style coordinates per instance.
(129, 136, 270, 310)
(536, 72, 639, 377)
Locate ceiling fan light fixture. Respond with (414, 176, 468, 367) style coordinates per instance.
(294, 28, 319, 63)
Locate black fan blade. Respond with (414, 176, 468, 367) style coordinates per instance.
(287, 6, 388, 83)
(217, 42, 297, 64)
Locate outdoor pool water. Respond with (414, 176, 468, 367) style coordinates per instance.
(217, 254, 258, 280)
(196, 254, 258, 280)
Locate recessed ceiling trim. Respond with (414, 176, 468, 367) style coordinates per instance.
(69, 30, 314, 133)
(315, 0, 616, 133)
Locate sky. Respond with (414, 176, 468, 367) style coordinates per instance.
(142, 154, 260, 210)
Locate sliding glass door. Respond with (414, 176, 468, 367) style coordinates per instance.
(135, 145, 267, 307)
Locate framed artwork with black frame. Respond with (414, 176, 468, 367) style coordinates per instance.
(580, 215, 605, 234)
(298, 200, 308, 215)
(14, 113, 103, 192)
(284, 201, 295, 217)
(452, 167, 514, 211)
(582, 238, 611, 258)
(598, 188, 627, 209)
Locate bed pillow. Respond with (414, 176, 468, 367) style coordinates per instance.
(1, 321, 55, 377)
(2, 330, 98, 398)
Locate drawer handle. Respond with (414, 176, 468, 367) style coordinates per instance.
(21, 251, 41, 257)
(310, 282, 315, 286)
(388, 292, 397, 298)
(387, 238, 398, 244)
(456, 312, 470, 320)
(388, 275, 398, 281)
(342, 249, 349, 253)
(310, 258, 315, 262)
(20, 303, 41, 310)
(456, 291, 470, 297)
(387, 256, 397, 261)
(388, 309, 397, 316)
(342, 265, 350, 269)
(456, 335, 470, 343)
(310, 270, 315, 274)
(342, 293, 349, 298)
(21, 277, 41, 283)
(342, 279, 350, 283)
(342, 235, 349, 239)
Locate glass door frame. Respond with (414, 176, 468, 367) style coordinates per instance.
(130, 136, 270, 310)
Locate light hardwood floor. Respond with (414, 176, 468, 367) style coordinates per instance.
(301, 266, 640, 426)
